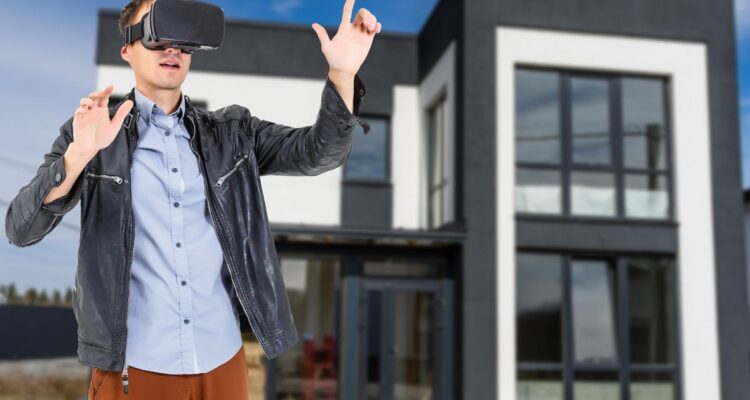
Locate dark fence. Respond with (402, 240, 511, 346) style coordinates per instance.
(0, 305, 77, 360)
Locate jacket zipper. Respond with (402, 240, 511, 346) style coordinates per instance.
(185, 116, 259, 345)
(215, 154, 249, 188)
(86, 171, 124, 184)
(121, 130, 137, 395)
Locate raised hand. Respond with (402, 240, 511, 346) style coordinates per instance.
(311, 0, 381, 77)
(71, 85, 133, 159)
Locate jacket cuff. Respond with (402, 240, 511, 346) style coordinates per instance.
(324, 73, 371, 134)
(40, 154, 84, 216)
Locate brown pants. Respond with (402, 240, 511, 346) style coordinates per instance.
(88, 345, 249, 400)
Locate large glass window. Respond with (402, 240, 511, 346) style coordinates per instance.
(344, 116, 389, 182)
(516, 253, 678, 400)
(514, 68, 672, 219)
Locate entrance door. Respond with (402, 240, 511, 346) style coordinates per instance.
(358, 278, 445, 400)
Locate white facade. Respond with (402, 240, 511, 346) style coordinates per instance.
(495, 26, 717, 400)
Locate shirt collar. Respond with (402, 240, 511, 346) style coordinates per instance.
(134, 87, 186, 126)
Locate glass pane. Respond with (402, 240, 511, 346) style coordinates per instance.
(275, 256, 341, 399)
(571, 260, 618, 365)
(516, 168, 562, 214)
(622, 78, 668, 170)
(625, 174, 669, 219)
(428, 99, 446, 228)
(574, 371, 620, 400)
(365, 290, 382, 400)
(517, 253, 563, 362)
(515, 69, 561, 164)
(572, 78, 611, 165)
(628, 258, 675, 364)
(393, 291, 436, 400)
(518, 370, 564, 400)
(345, 118, 388, 180)
(571, 172, 616, 217)
(630, 371, 674, 400)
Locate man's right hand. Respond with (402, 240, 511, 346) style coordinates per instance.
(71, 85, 134, 159)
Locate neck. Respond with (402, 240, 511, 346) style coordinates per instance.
(135, 81, 182, 114)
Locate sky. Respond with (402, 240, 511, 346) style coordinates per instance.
(0, 0, 747, 294)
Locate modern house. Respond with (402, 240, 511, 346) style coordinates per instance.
(94, 0, 749, 399)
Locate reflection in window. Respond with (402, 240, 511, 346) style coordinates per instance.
(514, 68, 672, 220)
(574, 371, 620, 400)
(517, 371, 563, 400)
(428, 96, 448, 228)
(625, 174, 669, 218)
(515, 69, 561, 164)
(571, 78, 611, 165)
(275, 256, 341, 399)
(628, 258, 675, 364)
(516, 168, 562, 214)
(622, 78, 668, 170)
(344, 117, 388, 181)
(571, 260, 618, 364)
(517, 253, 563, 363)
(570, 172, 616, 217)
(517, 253, 678, 398)
(630, 372, 675, 400)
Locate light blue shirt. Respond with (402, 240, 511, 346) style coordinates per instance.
(124, 88, 243, 374)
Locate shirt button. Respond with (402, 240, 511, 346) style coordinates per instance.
(172, 168, 178, 173)
(165, 131, 171, 136)
(184, 319, 190, 324)
(181, 280, 187, 286)
(176, 242, 181, 248)
(173, 202, 180, 208)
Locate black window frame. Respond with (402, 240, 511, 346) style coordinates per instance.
(514, 66, 676, 222)
(516, 250, 682, 400)
(342, 113, 391, 185)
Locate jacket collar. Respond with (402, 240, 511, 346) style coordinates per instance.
(120, 87, 201, 135)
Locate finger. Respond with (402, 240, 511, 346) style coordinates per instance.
(375, 22, 381, 33)
(88, 84, 111, 100)
(352, 9, 364, 28)
(99, 85, 114, 108)
(340, 0, 354, 27)
(109, 100, 134, 130)
(75, 106, 89, 116)
(80, 98, 95, 109)
(311, 23, 330, 48)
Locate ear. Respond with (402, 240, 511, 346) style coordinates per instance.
(120, 45, 130, 64)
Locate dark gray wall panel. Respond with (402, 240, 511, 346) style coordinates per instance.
(341, 183, 392, 229)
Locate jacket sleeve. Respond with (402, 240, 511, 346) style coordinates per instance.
(249, 73, 371, 176)
(5, 116, 85, 247)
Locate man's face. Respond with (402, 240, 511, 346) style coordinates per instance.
(120, 1, 191, 91)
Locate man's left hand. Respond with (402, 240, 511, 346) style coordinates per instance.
(311, 0, 381, 80)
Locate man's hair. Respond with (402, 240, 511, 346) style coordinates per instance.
(119, 0, 153, 37)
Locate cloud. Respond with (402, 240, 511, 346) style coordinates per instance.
(270, 0, 303, 17)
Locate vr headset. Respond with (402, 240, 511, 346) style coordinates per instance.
(122, 0, 225, 54)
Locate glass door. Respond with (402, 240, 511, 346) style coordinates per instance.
(358, 278, 445, 400)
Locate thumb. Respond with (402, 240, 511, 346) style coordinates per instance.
(311, 23, 330, 48)
(109, 100, 134, 131)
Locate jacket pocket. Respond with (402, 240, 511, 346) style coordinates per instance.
(85, 171, 124, 185)
(215, 153, 250, 188)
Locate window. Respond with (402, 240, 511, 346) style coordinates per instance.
(343, 116, 389, 182)
(427, 95, 448, 228)
(516, 252, 678, 400)
(514, 68, 672, 219)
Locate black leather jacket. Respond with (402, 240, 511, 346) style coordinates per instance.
(5, 74, 370, 371)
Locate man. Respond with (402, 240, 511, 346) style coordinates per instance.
(4, 0, 380, 398)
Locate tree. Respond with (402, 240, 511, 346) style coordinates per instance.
(53, 289, 62, 306)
